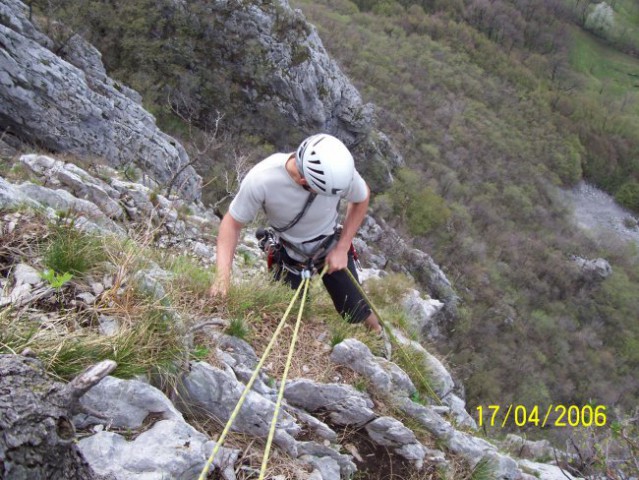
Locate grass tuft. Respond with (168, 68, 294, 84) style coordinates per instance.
(43, 220, 107, 275)
(393, 343, 438, 404)
(470, 457, 497, 480)
(225, 317, 249, 340)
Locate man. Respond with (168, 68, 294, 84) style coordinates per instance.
(209, 133, 384, 337)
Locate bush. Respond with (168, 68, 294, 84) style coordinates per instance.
(43, 221, 106, 276)
(615, 181, 639, 212)
(381, 168, 451, 236)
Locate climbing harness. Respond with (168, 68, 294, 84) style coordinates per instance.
(257, 225, 355, 279)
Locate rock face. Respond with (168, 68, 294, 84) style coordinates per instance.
(572, 256, 612, 283)
(0, 0, 201, 200)
(0, 355, 114, 480)
(181, 0, 402, 189)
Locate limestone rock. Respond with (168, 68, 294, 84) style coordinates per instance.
(13, 263, 42, 287)
(74, 376, 183, 430)
(0, 354, 115, 480)
(329, 338, 416, 396)
(519, 459, 581, 480)
(177, 361, 301, 455)
(364, 416, 443, 470)
(572, 256, 612, 282)
(78, 419, 238, 480)
(402, 289, 445, 340)
(284, 379, 375, 426)
(0, 0, 200, 200)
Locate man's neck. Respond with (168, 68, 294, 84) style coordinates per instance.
(285, 154, 303, 184)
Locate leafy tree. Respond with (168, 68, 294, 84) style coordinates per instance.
(379, 168, 451, 236)
(585, 2, 616, 37)
(615, 181, 639, 212)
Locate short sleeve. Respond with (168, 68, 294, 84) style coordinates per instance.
(344, 170, 369, 203)
(228, 171, 264, 224)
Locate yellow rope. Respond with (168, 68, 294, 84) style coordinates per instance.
(343, 268, 442, 405)
(258, 276, 310, 479)
(197, 278, 307, 480)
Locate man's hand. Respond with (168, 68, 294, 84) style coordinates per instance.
(208, 276, 230, 298)
(325, 245, 349, 274)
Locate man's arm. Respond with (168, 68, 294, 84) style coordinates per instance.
(209, 212, 245, 297)
(325, 184, 370, 274)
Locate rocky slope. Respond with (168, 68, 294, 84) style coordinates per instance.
(0, 154, 581, 479)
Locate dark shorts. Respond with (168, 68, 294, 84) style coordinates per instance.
(271, 247, 372, 324)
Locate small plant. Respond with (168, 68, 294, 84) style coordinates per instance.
(226, 318, 249, 340)
(330, 329, 347, 347)
(470, 457, 497, 480)
(40, 269, 73, 289)
(394, 344, 438, 404)
(410, 390, 427, 405)
(191, 344, 210, 360)
(364, 273, 416, 309)
(43, 221, 106, 276)
(353, 377, 369, 392)
(164, 254, 215, 297)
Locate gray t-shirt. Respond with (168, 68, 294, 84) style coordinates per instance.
(229, 153, 368, 259)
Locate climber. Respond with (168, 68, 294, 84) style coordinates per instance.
(209, 133, 389, 350)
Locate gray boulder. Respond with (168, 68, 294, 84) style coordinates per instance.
(0, 0, 201, 200)
(364, 417, 446, 470)
(78, 419, 239, 480)
(398, 397, 523, 479)
(572, 256, 612, 282)
(212, 333, 275, 397)
(0, 176, 37, 209)
(13, 263, 42, 287)
(177, 361, 301, 455)
(20, 155, 124, 219)
(402, 289, 445, 341)
(329, 339, 416, 396)
(518, 460, 581, 480)
(284, 379, 376, 426)
(73, 376, 183, 429)
(297, 441, 357, 478)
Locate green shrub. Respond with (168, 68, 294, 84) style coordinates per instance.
(43, 222, 107, 276)
(381, 168, 451, 236)
(615, 181, 639, 212)
(226, 318, 249, 340)
(164, 254, 215, 296)
(470, 457, 497, 480)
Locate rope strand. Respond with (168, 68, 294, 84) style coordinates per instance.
(343, 268, 442, 405)
(197, 278, 307, 480)
(258, 277, 311, 479)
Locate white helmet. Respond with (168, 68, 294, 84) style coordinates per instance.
(295, 134, 355, 196)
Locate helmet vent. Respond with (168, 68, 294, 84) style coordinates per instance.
(308, 167, 323, 175)
(308, 173, 326, 185)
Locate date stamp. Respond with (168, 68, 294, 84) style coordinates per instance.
(476, 405, 607, 428)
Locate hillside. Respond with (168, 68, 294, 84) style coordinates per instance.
(1, 0, 639, 478)
(289, 0, 639, 419)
